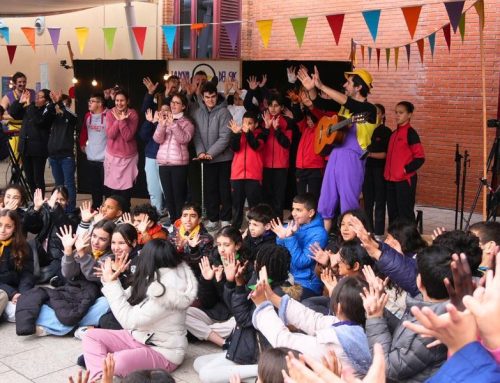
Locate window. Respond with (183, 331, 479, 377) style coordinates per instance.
(174, 0, 241, 59)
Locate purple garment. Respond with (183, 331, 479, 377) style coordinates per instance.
(6, 89, 35, 106)
(318, 124, 365, 219)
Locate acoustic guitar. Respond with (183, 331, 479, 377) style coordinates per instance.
(314, 112, 368, 156)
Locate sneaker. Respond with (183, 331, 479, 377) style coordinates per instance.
(4, 302, 16, 323)
(74, 326, 91, 340)
(205, 220, 220, 230)
(35, 325, 49, 337)
(220, 221, 232, 228)
(49, 275, 63, 288)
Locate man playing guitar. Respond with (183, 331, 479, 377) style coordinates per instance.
(298, 67, 377, 232)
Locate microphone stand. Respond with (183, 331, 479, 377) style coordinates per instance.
(454, 144, 463, 230)
(460, 150, 470, 230)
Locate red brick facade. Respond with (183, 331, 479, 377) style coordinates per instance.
(163, 0, 500, 212)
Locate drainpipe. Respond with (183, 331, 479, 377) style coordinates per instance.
(125, 0, 140, 59)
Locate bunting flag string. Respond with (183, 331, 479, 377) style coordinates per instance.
(385, 48, 390, 69)
(48, 28, 60, 53)
(417, 38, 425, 63)
(428, 32, 436, 59)
(459, 13, 466, 42)
(360, 45, 365, 63)
(405, 44, 411, 68)
(376, 47, 381, 68)
(368, 46, 372, 64)
(103, 27, 117, 52)
(394, 47, 399, 69)
(131, 26, 147, 55)
(474, 0, 485, 30)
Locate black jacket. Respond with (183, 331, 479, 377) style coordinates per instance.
(48, 102, 77, 157)
(10, 100, 55, 157)
(15, 280, 101, 335)
(0, 245, 35, 300)
(243, 231, 276, 261)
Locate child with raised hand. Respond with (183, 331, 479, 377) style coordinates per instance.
(228, 112, 266, 230)
(243, 203, 276, 259)
(1, 184, 43, 235)
(271, 193, 328, 299)
(251, 268, 372, 377)
(130, 203, 168, 246)
(194, 244, 297, 383)
(186, 226, 249, 347)
(0, 209, 35, 322)
(77, 196, 125, 238)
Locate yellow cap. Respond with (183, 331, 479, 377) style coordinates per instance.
(344, 68, 373, 88)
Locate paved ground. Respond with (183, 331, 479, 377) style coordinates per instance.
(0, 160, 486, 382)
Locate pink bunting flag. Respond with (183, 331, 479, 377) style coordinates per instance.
(48, 28, 61, 53)
(326, 14, 345, 45)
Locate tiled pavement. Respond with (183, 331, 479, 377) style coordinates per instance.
(0, 161, 486, 382)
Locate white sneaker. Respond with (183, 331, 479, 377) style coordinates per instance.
(35, 325, 49, 337)
(4, 302, 16, 323)
(205, 220, 220, 230)
(74, 326, 90, 340)
(220, 221, 232, 228)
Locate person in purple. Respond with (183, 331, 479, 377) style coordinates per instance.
(298, 67, 377, 232)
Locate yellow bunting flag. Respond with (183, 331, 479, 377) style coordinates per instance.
(394, 47, 399, 70)
(75, 27, 89, 54)
(256, 20, 273, 48)
(21, 27, 36, 51)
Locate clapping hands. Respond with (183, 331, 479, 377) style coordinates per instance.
(270, 218, 298, 239)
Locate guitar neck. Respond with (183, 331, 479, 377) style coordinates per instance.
(327, 118, 352, 135)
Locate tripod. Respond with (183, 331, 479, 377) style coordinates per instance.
(464, 135, 500, 230)
(5, 130, 32, 202)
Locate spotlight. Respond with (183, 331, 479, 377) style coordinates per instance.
(71, 77, 78, 84)
(163, 74, 170, 81)
(91, 79, 98, 87)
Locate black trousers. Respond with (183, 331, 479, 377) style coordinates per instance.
(231, 179, 263, 229)
(363, 166, 387, 235)
(87, 160, 105, 210)
(386, 174, 417, 226)
(263, 168, 288, 219)
(296, 168, 323, 204)
(23, 155, 47, 194)
(203, 161, 232, 222)
(159, 165, 188, 222)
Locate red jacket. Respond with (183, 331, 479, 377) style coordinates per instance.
(262, 115, 292, 169)
(296, 108, 326, 169)
(384, 122, 425, 182)
(230, 129, 265, 182)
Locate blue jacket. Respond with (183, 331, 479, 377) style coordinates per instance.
(276, 214, 328, 294)
(427, 341, 500, 382)
(376, 243, 419, 297)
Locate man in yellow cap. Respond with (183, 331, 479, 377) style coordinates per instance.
(298, 67, 377, 232)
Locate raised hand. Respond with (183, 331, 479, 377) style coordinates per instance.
(444, 253, 475, 311)
(20, 90, 31, 104)
(214, 265, 224, 282)
(33, 188, 46, 211)
(309, 242, 330, 266)
(187, 233, 201, 248)
(47, 189, 59, 209)
(93, 207, 105, 224)
(100, 257, 122, 283)
(250, 278, 268, 306)
(56, 225, 77, 255)
(235, 260, 249, 286)
(312, 66, 324, 90)
(101, 353, 115, 383)
(362, 265, 387, 295)
(136, 215, 151, 234)
(259, 74, 268, 88)
(297, 67, 315, 91)
(271, 117, 280, 130)
(68, 370, 90, 383)
(321, 268, 337, 296)
(80, 200, 97, 223)
(229, 374, 241, 383)
(270, 217, 296, 239)
(143, 77, 159, 95)
(228, 119, 242, 134)
(431, 226, 446, 242)
(223, 252, 239, 282)
(145, 108, 154, 123)
(111, 251, 131, 274)
(223, 78, 234, 95)
(263, 110, 273, 129)
(286, 66, 297, 83)
(350, 216, 381, 260)
(403, 304, 477, 355)
(1, 198, 19, 211)
(282, 351, 343, 383)
(50, 90, 62, 104)
(199, 256, 216, 281)
(75, 231, 91, 257)
(247, 76, 259, 90)
(361, 285, 388, 318)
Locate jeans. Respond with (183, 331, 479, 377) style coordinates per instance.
(36, 296, 110, 336)
(49, 156, 77, 212)
(144, 157, 164, 214)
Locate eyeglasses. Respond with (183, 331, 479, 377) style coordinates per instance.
(88, 99, 99, 104)
(170, 100, 182, 105)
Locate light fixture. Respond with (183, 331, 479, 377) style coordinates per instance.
(163, 74, 170, 81)
(71, 77, 78, 84)
(91, 79, 98, 87)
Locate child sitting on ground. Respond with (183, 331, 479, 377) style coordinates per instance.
(77, 195, 125, 236)
(243, 204, 276, 259)
(130, 203, 168, 246)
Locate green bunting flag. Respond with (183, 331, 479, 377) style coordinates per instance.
(103, 27, 117, 52)
(290, 17, 308, 47)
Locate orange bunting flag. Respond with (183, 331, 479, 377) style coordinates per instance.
(132, 26, 147, 55)
(360, 45, 365, 63)
(191, 23, 207, 36)
(417, 39, 424, 63)
(394, 47, 400, 70)
(21, 27, 36, 51)
(401, 6, 422, 39)
(256, 20, 273, 48)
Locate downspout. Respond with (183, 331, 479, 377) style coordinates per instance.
(125, 0, 140, 59)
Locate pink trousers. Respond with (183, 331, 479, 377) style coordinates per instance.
(82, 329, 177, 380)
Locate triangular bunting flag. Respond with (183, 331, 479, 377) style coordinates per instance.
(103, 27, 117, 52)
(459, 13, 466, 42)
(161, 25, 177, 53)
(21, 27, 36, 51)
(224, 23, 240, 52)
(360, 45, 365, 63)
(368, 47, 372, 64)
(325, 14, 344, 45)
(428, 32, 436, 59)
(376, 48, 381, 69)
(445, 1, 465, 33)
(443, 24, 451, 52)
(474, 0, 485, 30)
(6, 45, 17, 64)
(191, 23, 207, 35)
(385, 48, 390, 69)
(132, 26, 147, 55)
(48, 28, 60, 53)
(256, 20, 273, 48)
(362, 10, 381, 41)
(0, 27, 10, 44)
(401, 6, 422, 39)
(405, 44, 411, 68)
(350, 40, 357, 65)
(290, 17, 308, 47)
(417, 39, 424, 63)
(394, 47, 400, 70)
(75, 27, 89, 54)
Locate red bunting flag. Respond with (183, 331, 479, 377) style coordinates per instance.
(325, 14, 345, 46)
(401, 6, 422, 39)
(6, 45, 17, 64)
(443, 24, 451, 52)
(21, 27, 36, 51)
(131, 26, 147, 55)
(417, 38, 424, 63)
(376, 48, 381, 69)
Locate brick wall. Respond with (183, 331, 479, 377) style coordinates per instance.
(162, 0, 500, 213)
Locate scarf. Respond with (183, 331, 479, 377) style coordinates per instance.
(92, 249, 106, 260)
(138, 224, 164, 244)
(172, 112, 184, 120)
(0, 239, 13, 255)
(179, 223, 200, 240)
